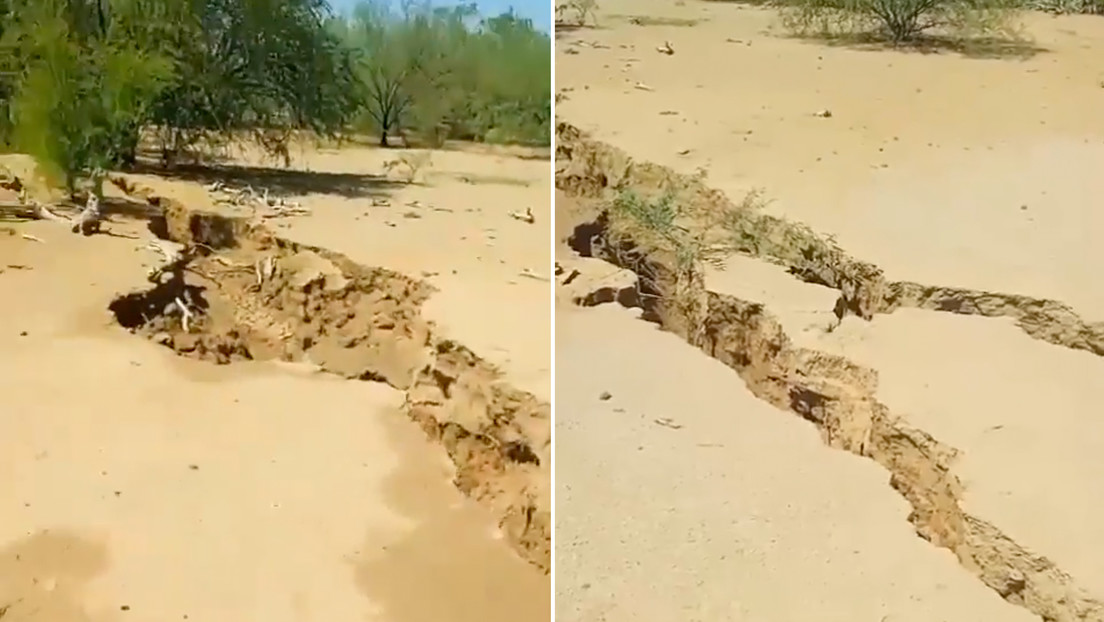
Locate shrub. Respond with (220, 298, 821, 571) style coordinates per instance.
(556, 0, 599, 27)
(383, 151, 432, 184)
(7, 2, 171, 195)
(777, 0, 1021, 44)
(1027, 0, 1104, 13)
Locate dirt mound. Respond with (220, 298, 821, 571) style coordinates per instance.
(107, 181, 551, 572)
(557, 127, 1104, 620)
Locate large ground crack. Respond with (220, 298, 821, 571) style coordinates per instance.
(556, 122, 1104, 358)
(557, 123, 1104, 620)
(106, 178, 551, 573)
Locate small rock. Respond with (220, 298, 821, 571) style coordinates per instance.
(599, 391, 612, 401)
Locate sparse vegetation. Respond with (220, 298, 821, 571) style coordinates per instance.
(604, 188, 743, 332)
(383, 150, 432, 184)
(1027, 0, 1104, 13)
(556, 0, 599, 27)
(606, 186, 843, 299)
(777, 0, 1022, 44)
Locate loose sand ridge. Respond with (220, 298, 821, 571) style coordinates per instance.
(556, 4, 1104, 619)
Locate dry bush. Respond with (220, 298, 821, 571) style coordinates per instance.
(1027, 0, 1104, 13)
(603, 189, 758, 331)
(383, 151, 433, 184)
(556, 0, 599, 27)
(777, 0, 1022, 44)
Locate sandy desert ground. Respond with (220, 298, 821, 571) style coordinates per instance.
(0, 140, 550, 622)
(556, 1, 1104, 620)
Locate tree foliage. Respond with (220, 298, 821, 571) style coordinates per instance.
(1, 0, 172, 192)
(339, 1, 551, 147)
(0, 0, 549, 196)
(146, 0, 358, 163)
(0, 0, 357, 190)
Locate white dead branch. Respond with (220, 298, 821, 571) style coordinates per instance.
(254, 255, 277, 285)
(518, 268, 549, 282)
(509, 207, 535, 224)
(174, 296, 193, 332)
(146, 240, 184, 281)
(1, 184, 107, 236)
(72, 194, 102, 235)
(205, 182, 309, 219)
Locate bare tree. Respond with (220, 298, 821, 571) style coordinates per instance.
(362, 64, 412, 147)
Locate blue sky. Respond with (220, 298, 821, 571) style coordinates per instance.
(328, 0, 551, 31)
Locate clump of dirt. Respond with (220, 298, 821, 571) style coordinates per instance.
(557, 121, 1104, 358)
(557, 128, 1104, 619)
(107, 181, 551, 572)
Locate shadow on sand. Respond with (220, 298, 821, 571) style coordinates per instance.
(789, 31, 1047, 60)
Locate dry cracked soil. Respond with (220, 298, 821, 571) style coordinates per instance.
(556, 1, 1104, 621)
(0, 140, 550, 622)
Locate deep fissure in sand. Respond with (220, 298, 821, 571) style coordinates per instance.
(558, 123, 1103, 621)
(106, 179, 551, 574)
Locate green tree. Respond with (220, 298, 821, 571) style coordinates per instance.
(340, 1, 551, 147)
(4, 0, 171, 194)
(1, 0, 357, 177)
(145, 0, 358, 163)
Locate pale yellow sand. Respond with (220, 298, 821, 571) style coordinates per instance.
(0, 139, 549, 622)
(556, 304, 1036, 622)
(557, 1, 1104, 617)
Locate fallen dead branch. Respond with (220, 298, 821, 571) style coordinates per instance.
(174, 296, 193, 333)
(0, 187, 105, 236)
(205, 181, 311, 220)
(509, 207, 536, 224)
(518, 268, 550, 282)
(71, 194, 102, 235)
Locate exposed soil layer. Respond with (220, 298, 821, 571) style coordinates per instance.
(557, 122, 1104, 358)
(557, 125, 1103, 620)
(106, 177, 550, 573)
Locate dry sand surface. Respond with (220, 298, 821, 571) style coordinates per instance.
(557, 304, 1036, 622)
(557, 2, 1104, 620)
(0, 140, 549, 622)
